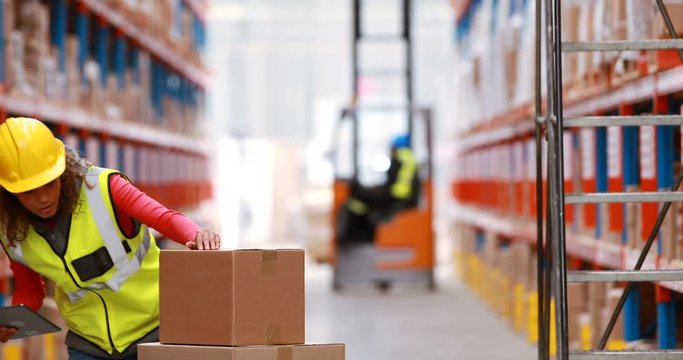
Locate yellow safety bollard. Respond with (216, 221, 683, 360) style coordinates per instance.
(454, 248, 463, 278)
(44, 332, 56, 360)
(463, 252, 471, 286)
(550, 298, 557, 357)
(489, 268, 496, 311)
(3, 340, 22, 360)
(607, 339, 626, 351)
(579, 313, 592, 351)
(501, 274, 512, 320)
(476, 258, 485, 299)
(470, 255, 481, 293)
(525, 295, 557, 356)
(528, 291, 539, 343)
(514, 283, 525, 332)
(486, 266, 493, 305)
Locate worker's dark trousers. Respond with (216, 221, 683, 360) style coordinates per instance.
(336, 205, 376, 246)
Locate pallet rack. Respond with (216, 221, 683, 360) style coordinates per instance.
(451, 0, 683, 353)
(0, 1, 211, 358)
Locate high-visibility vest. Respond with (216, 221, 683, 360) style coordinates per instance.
(389, 148, 418, 200)
(1, 167, 160, 355)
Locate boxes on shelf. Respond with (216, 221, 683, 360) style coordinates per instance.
(0, 0, 204, 138)
(138, 343, 345, 360)
(659, 201, 678, 261)
(624, 185, 641, 249)
(602, 288, 625, 349)
(159, 249, 305, 347)
(65, 36, 81, 106)
(18, 0, 50, 95)
(81, 60, 104, 116)
(599, 203, 621, 244)
(6, 31, 28, 96)
(568, 283, 587, 350)
(42, 47, 63, 102)
(605, 0, 628, 40)
(4, 0, 15, 37)
(563, 3, 580, 91)
(588, 282, 610, 348)
(652, 1, 683, 38)
(105, 74, 123, 121)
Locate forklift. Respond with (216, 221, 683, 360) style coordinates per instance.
(330, 0, 435, 292)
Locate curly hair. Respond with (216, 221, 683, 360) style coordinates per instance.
(0, 150, 88, 247)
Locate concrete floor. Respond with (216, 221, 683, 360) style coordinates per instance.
(305, 262, 536, 360)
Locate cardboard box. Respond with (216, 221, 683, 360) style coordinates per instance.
(652, 2, 683, 38)
(603, 288, 624, 341)
(138, 343, 345, 360)
(568, 283, 587, 349)
(588, 282, 608, 348)
(160, 250, 305, 346)
(504, 48, 518, 103)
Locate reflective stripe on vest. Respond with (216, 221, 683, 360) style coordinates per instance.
(82, 168, 150, 293)
(390, 148, 418, 199)
(8, 240, 25, 264)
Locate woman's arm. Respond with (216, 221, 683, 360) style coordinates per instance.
(9, 260, 45, 311)
(109, 174, 200, 246)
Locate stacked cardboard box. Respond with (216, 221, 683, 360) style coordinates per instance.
(139, 249, 344, 359)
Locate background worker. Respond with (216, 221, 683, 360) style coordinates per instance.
(0, 117, 220, 360)
(337, 134, 420, 245)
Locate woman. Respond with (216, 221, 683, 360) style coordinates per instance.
(0, 117, 220, 359)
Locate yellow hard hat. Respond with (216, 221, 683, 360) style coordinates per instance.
(0, 117, 65, 193)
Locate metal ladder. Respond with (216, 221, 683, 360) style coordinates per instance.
(538, 0, 683, 358)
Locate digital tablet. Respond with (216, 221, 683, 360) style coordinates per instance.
(0, 305, 61, 339)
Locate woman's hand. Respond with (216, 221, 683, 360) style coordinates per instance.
(0, 327, 17, 342)
(186, 229, 221, 250)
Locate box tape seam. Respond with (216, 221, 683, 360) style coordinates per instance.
(261, 250, 278, 275)
(277, 345, 293, 360)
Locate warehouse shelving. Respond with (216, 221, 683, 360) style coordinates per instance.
(452, 204, 683, 293)
(77, 0, 209, 88)
(456, 65, 683, 153)
(0, 94, 208, 153)
(0, 3, 212, 356)
(450, 0, 683, 352)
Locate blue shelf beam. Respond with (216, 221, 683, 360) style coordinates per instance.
(621, 101, 641, 342)
(95, 19, 110, 86)
(51, 0, 68, 72)
(129, 46, 139, 84)
(76, 6, 90, 83)
(595, 127, 607, 240)
(113, 30, 127, 89)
